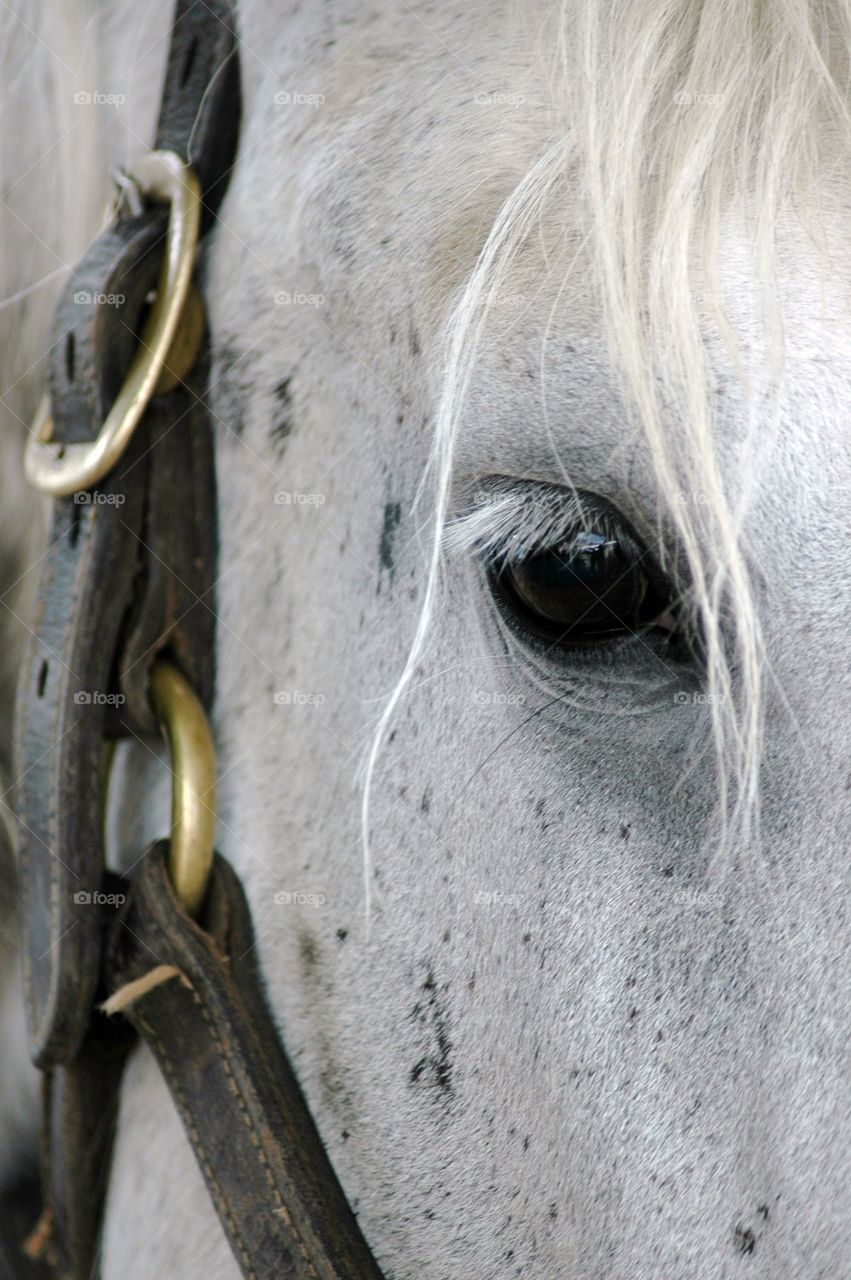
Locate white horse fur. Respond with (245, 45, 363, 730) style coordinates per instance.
(1, 0, 850, 1275)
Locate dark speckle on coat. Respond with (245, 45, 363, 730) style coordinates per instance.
(270, 376, 294, 455)
(379, 501, 402, 582)
(409, 965, 454, 1106)
(733, 1224, 756, 1256)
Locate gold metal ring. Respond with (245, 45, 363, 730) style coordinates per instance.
(150, 659, 216, 917)
(25, 151, 202, 497)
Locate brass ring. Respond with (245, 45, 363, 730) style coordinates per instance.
(150, 659, 216, 917)
(25, 151, 202, 497)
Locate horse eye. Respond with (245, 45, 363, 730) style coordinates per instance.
(494, 524, 670, 646)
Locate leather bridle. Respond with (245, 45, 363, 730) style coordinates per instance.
(7, 3, 384, 1277)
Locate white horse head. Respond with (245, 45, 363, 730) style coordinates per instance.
(1, 0, 850, 1276)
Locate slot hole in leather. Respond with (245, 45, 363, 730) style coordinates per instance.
(37, 660, 48, 698)
(69, 505, 82, 548)
(65, 331, 76, 383)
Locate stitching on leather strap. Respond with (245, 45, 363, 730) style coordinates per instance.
(136, 1012, 259, 1280)
(186, 981, 322, 1280)
(116, 871, 323, 1279)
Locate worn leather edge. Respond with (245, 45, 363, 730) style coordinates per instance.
(104, 846, 385, 1280)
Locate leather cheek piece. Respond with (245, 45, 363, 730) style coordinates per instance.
(101, 845, 386, 1280)
(14, 434, 151, 1068)
(14, 362, 217, 1070)
(14, 0, 227, 1073)
(154, 0, 242, 228)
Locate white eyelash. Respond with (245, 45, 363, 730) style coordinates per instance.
(443, 481, 616, 566)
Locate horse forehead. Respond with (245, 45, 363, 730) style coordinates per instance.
(230, 27, 851, 412)
(225, 4, 851, 546)
(239, 0, 551, 98)
(235, 0, 555, 252)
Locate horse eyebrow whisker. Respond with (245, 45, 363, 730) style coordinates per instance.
(443, 478, 606, 563)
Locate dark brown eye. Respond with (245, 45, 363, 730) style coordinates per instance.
(495, 526, 669, 646)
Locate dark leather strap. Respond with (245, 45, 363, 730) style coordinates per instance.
(154, 0, 241, 227)
(15, 0, 238, 1073)
(33, 875, 135, 1280)
(103, 845, 384, 1280)
(15, 432, 149, 1067)
(12, 1, 238, 1274)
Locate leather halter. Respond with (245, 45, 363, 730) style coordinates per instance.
(8, 4, 385, 1277)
